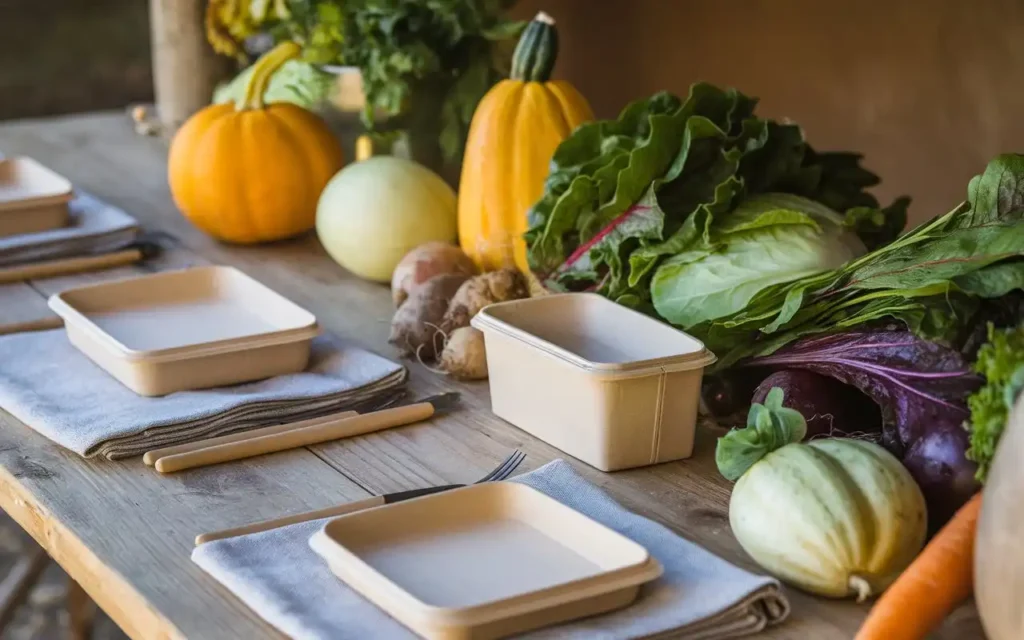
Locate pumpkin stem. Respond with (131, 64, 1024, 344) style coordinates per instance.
(510, 12, 559, 83)
(240, 41, 303, 111)
(848, 575, 873, 603)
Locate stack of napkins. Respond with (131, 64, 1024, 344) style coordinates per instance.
(0, 330, 406, 459)
(0, 190, 140, 266)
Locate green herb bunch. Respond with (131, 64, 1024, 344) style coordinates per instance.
(966, 323, 1024, 482)
(282, 0, 524, 163)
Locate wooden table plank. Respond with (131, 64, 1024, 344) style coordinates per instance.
(0, 112, 986, 639)
(0, 282, 58, 333)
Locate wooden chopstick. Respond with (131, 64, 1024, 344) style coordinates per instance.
(195, 495, 387, 546)
(141, 410, 358, 465)
(0, 246, 145, 285)
(153, 401, 436, 474)
(0, 316, 63, 337)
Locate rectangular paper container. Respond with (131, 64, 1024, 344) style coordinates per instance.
(0, 157, 72, 237)
(309, 482, 662, 640)
(47, 266, 320, 396)
(471, 293, 716, 471)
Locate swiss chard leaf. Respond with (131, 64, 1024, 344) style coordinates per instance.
(525, 82, 905, 300)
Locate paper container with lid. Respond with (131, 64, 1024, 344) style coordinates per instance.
(309, 481, 662, 639)
(471, 293, 716, 471)
(48, 265, 319, 396)
(0, 157, 73, 237)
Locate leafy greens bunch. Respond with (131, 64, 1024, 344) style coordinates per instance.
(206, 0, 523, 162)
(282, 0, 523, 162)
(703, 154, 1024, 369)
(525, 83, 909, 320)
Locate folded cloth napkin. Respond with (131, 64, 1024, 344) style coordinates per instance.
(193, 459, 790, 640)
(0, 190, 140, 266)
(0, 330, 406, 459)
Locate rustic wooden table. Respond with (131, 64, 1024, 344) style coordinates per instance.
(0, 113, 987, 640)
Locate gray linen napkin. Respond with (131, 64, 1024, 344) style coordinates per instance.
(193, 460, 789, 640)
(0, 191, 140, 266)
(0, 330, 406, 459)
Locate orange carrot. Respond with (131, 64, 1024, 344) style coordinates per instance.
(855, 492, 982, 640)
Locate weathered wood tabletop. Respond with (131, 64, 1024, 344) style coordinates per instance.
(0, 113, 986, 640)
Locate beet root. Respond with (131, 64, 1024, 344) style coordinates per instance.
(751, 369, 882, 439)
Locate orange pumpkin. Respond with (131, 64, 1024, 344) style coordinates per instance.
(168, 42, 344, 244)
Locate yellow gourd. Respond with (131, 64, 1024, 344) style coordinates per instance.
(457, 12, 594, 272)
(168, 42, 344, 244)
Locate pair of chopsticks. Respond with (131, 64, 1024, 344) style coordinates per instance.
(144, 392, 459, 473)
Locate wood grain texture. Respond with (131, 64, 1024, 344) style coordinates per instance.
(0, 113, 984, 639)
(0, 282, 57, 329)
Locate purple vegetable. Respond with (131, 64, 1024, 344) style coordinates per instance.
(743, 331, 983, 531)
(701, 370, 766, 424)
(902, 428, 980, 528)
(751, 370, 881, 439)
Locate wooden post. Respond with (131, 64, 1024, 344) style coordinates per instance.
(149, 0, 226, 131)
(66, 578, 97, 640)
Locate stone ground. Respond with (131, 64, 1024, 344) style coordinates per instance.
(0, 513, 125, 640)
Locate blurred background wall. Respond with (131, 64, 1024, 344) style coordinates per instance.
(0, 0, 152, 120)
(3, 0, 1024, 226)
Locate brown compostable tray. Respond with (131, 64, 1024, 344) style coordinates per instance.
(48, 266, 319, 396)
(309, 481, 662, 640)
(0, 157, 73, 237)
(472, 293, 716, 471)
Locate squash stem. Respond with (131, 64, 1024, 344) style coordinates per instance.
(849, 575, 873, 603)
(510, 12, 559, 82)
(240, 41, 302, 111)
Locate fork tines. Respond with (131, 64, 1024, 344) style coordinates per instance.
(480, 450, 526, 483)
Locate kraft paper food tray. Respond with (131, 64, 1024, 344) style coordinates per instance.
(472, 293, 716, 471)
(48, 265, 320, 396)
(310, 482, 663, 640)
(0, 157, 72, 237)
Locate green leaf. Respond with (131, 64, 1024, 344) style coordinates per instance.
(967, 323, 1024, 482)
(715, 387, 807, 481)
(213, 59, 336, 109)
(528, 87, 736, 275)
(848, 223, 1024, 290)
(627, 174, 742, 287)
(651, 194, 864, 328)
(966, 153, 1024, 225)
(291, 0, 522, 163)
(955, 261, 1024, 298)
